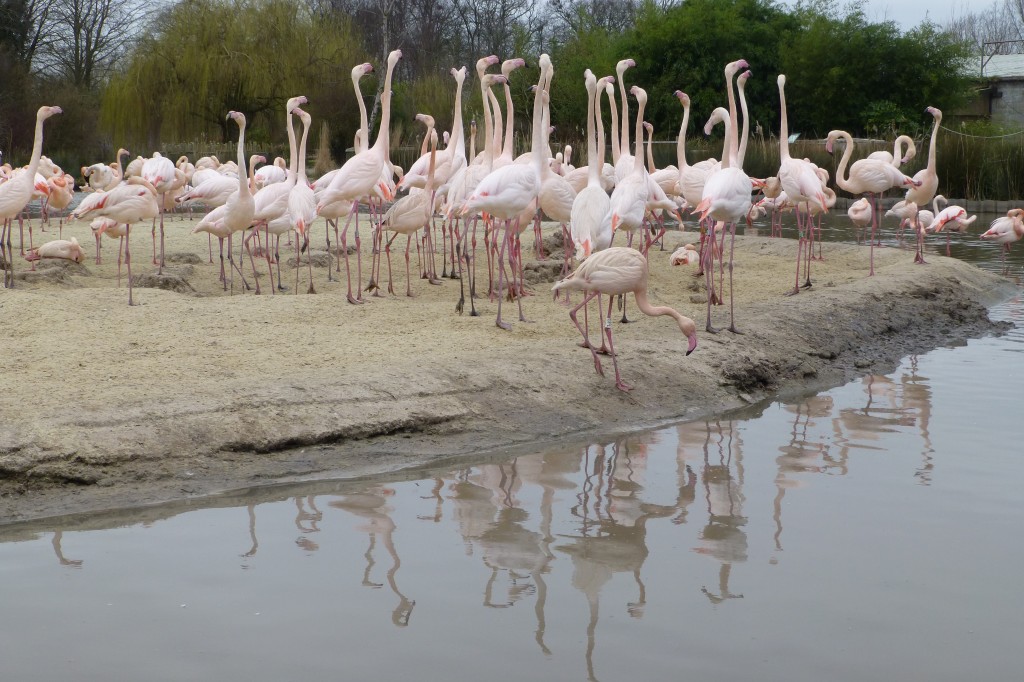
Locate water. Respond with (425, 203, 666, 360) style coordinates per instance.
(2, 218, 1023, 680)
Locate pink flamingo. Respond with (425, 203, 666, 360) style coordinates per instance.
(141, 152, 179, 273)
(905, 107, 942, 207)
(552, 246, 698, 392)
(317, 50, 402, 303)
(192, 111, 257, 293)
(980, 208, 1024, 271)
(24, 236, 85, 268)
(72, 177, 159, 305)
(848, 197, 873, 244)
(777, 74, 827, 294)
(928, 195, 977, 256)
(0, 105, 61, 288)
(826, 129, 920, 276)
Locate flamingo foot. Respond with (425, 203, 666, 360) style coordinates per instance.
(496, 318, 512, 331)
(615, 379, 634, 392)
(784, 287, 800, 297)
(347, 293, 364, 305)
(706, 323, 720, 334)
(801, 279, 812, 289)
(728, 325, 744, 335)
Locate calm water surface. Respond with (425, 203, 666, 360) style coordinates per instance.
(2, 218, 1023, 681)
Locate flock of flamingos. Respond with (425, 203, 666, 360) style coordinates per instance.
(1, 51, 1023, 390)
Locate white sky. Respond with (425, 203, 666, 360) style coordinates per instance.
(780, 0, 989, 31)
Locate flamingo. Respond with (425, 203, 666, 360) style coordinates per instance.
(608, 86, 651, 252)
(613, 59, 637, 182)
(72, 177, 159, 305)
(848, 197, 873, 244)
(826, 129, 919, 276)
(777, 74, 827, 295)
(670, 243, 700, 266)
(255, 157, 287, 189)
(566, 71, 614, 341)
(0, 105, 62, 288)
(552, 246, 698, 392)
(191, 111, 257, 294)
(885, 200, 926, 263)
(45, 173, 75, 237)
(980, 208, 1024, 271)
(247, 96, 307, 294)
(285, 108, 318, 294)
(867, 135, 916, 167)
(536, 67, 577, 263)
(317, 50, 402, 303)
(928, 195, 977, 256)
(675, 91, 719, 268)
(905, 107, 942, 207)
(462, 56, 548, 331)
(140, 152, 181, 272)
(381, 114, 440, 296)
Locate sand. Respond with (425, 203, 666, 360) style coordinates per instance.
(0, 211, 1016, 523)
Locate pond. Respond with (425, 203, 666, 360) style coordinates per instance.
(1, 210, 1022, 681)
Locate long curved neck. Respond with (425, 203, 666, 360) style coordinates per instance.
(115, 149, 126, 175)
(26, 114, 46, 178)
(297, 118, 311, 182)
(586, 85, 599, 185)
(634, 288, 690, 335)
(618, 74, 630, 157)
(450, 75, 465, 160)
(632, 95, 645, 173)
(372, 57, 398, 158)
(778, 81, 791, 161)
(595, 86, 607, 168)
(480, 81, 495, 169)
(725, 69, 740, 166)
(426, 126, 437, 191)
(285, 109, 298, 180)
(677, 101, 689, 172)
(927, 114, 940, 172)
(354, 75, 369, 153)
(737, 80, 750, 169)
(486, 88, 502, 164)
(530, 70, 547, 175)
(236, 120, 247, 194)
(248, 154, 260, 193)
(469, 124, 476, 160)
(833, 132, 855, 191)
(644, 126, 654, 172)
(719, 115, 733, 170)
(607, 90, 620, 164)
(501, 82, 515, 159)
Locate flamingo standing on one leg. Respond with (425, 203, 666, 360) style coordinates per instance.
(980, 208, 1024, 273)
(552, 246, 698, 392)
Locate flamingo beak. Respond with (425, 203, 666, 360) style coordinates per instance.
(687, 335, 698, 356)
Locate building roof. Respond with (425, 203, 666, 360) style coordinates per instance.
(975, 53, 1024, 79)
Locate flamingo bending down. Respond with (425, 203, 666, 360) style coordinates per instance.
(928, 195, 977, 256)
(552, 247, 698, 392)
(71, 177, 159, 305)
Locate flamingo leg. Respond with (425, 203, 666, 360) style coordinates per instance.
(340, 203, 362, 303)
(569, 291, 603, 376)
(495, 219, 513, 330)
(125, 225, 134, 306)
(603, 309, 632, 392)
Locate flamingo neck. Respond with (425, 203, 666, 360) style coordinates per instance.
(586, 83, 599, 186)
(297, 118, 311, 182)
(833, 132, 855, 192)
(285, 109, 298, 181)
(737, 81, 750, 169)
(677, 101, 690, 172)
(927, 114, 941, 172)
(595, 85, 607, 169)
(632, 95, 645, 173)
(778, 80, 791, 161)
(634, 289, 696, 344)
(618, 71, 630, 158)
(354, 75, 369, 154)
(450, 74, 465, 160)
(372, 56, 398, 160)
(236, 120, 247, 195)
(502, 82, 515, 159)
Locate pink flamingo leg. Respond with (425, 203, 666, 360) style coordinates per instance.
(569, 291, 603, 376)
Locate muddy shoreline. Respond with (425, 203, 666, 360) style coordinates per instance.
(0, 215, 1016, 523)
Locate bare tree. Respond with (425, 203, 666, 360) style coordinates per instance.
(35, 0, 147, 88)
(946, 0, 1024, 56)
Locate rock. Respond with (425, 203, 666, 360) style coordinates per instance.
(132, 269, 196, 293)
(524, 261, 563, 285)
(165, 252, 203, 265)
(286, 251, 332, 268)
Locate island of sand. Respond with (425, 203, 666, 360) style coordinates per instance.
(0, 215, 1016, 521)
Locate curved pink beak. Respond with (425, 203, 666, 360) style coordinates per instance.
(687, 334, 698, 355)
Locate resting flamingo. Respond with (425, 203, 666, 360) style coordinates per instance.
(980, 208, 1024, 271)
(552, 246, 698, 392)
(848, 197, 872, 244)
(928, 195, 977, 256)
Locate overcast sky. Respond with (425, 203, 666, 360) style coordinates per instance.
(780, 0, 988, 31)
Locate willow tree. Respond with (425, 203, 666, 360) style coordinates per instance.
(101, 0, 368, 152)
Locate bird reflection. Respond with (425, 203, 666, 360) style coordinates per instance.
(417, 477, 445, 522)
(51, 530, 83, 568)
(241, 503, 259, 563)
(294, 496, 322, 553)
(330, 488, 415, 627)
(902, 356, 935, 485)
(692, 420, 746, 604)
(558, 440, 681, 681)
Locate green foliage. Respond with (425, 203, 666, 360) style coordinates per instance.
(101, 0, 369, 154)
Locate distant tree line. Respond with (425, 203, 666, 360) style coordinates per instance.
(0, 0, 980, 175)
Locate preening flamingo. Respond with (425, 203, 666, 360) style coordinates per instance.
(0, 105, 62, 288)
(928, 195, 977, 256)
(552, 246, 698, 392)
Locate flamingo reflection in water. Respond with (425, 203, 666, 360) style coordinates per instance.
(52, 530, 83, 568)
(558, 440, 686, 681)
(330, 487, 415, 627)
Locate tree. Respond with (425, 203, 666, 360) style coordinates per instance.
(102, 0, 368, 153)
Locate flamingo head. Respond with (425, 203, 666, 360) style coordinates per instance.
(388, 49, 402, 66)
(777, 74, 786, 88)
(502, 58, 526, 77)
(643, 121, 653, 134)
(630, 85, 647, 106)
(703, 107, 728, 135)
(738, 70, 752, 85)
(226, 110, 245, 126)
(354, 63, 373, 79)
(616, 58, 635, 74)
(675, 91, 690, 107)
(38, 105, 62, 120)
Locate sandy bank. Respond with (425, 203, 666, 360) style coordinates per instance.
(0, 213, 1016, 522)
